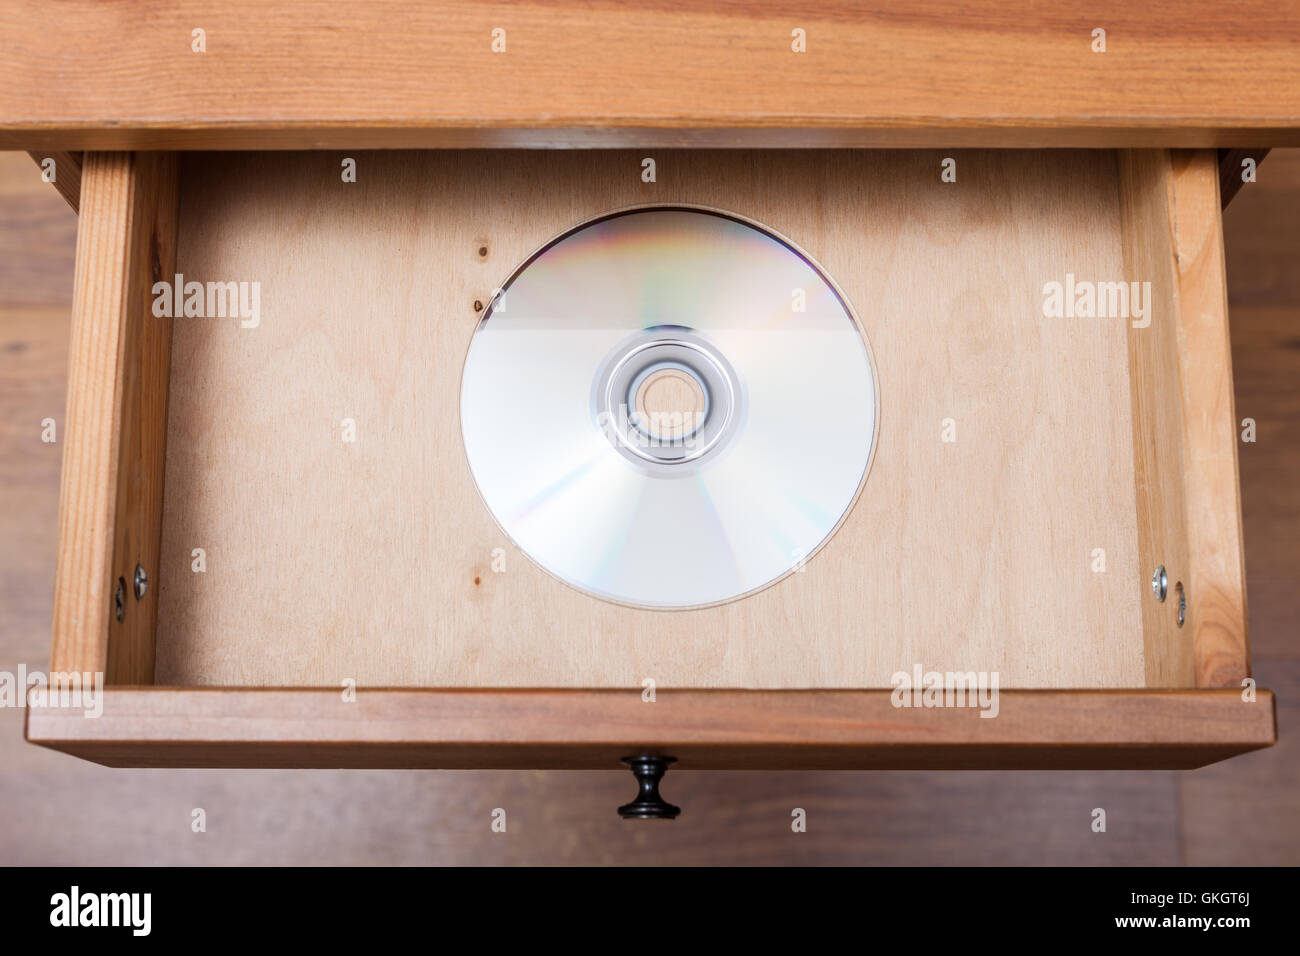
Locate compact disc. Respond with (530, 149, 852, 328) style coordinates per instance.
(460, 206, 877, 609)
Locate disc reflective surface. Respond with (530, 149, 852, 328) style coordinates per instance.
(460, 207, 876, 608)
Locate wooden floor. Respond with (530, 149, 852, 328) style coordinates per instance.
(0, 150, 1295, 865)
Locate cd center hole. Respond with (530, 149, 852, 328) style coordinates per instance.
(633, 366, 707, 441)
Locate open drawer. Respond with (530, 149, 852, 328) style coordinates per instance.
(26, 148, 1275, 776)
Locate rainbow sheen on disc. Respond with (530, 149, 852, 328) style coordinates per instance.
(460, 207, 876, 608)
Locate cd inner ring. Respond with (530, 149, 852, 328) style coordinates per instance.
(593, 328, 741, 474)
(627, 361, 711, 442)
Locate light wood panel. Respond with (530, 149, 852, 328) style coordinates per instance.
(1118, 151, 1195, 687)
(155, 150, 1147, 689)
(1168, 151, 1251, 688)
(1117, 150, 1253, 689)
(2, 2, 1299, 150)
(51, 153, 178, 683)
(24, 688, 1276, 770)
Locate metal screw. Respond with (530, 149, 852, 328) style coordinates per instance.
(134, 563, 148, 600)
(114, 577, 126, 622)
(1151, 565, 1168, 602)
(1175, 582, 1186, 627)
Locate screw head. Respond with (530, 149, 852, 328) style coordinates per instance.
(1151, 565, 1168, 602)
(133, 563, 148, 600)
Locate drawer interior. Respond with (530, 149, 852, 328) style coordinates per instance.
(57, 149, 1251, 692)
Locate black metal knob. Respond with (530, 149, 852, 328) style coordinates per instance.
(617, 755, 680, 820)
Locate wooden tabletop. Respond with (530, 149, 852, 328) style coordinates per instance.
(2, 0, 1299, 149)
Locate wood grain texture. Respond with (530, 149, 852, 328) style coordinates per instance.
(0, 150, 76, 665)
(156, 149, 1147, 689)
(0, 760, 1185, 865)
(4, 150, 1295, 862)
(26, 152, 81, 213)
(1117, 150, 1254, 688)
(0, 152, 74, 665)
(0, 308, 70, 665)
(1221, 150, 1300, 658)
(24, 687, 1276, 770)
(1168, 151, 1251, 688)
(1223, 149, 1300, 310)
(1118, 151, 1195, 688)
(2, 2, 1299, 150)
(1228, 307, 1300, 659)
(0, 163, 78, 309)
(1180, 658, 1299, 863)
(51, 153, 178, 683)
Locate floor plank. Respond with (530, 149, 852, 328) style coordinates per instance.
(1223, 156, 1300, 658)
(1180, 657, 1299, 865)
(0, 721, 1180, 865)
(1229, 307, 1300, 657)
